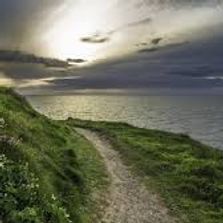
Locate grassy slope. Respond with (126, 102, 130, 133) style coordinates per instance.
(70, 119, 223, 223)
(0, 88, 108, 223)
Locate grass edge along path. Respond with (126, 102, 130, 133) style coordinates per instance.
(69, 119, 223, 223)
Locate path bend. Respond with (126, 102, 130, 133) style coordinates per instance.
(75, 128, 176, 223)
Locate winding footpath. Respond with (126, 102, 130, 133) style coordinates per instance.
(75, 128, 176, 223)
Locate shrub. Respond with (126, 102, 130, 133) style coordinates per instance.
(0, 154, 72, 223)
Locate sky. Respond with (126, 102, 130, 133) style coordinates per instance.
(0, 0, 223, 95)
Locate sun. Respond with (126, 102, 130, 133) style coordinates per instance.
(45, 22, 100, 61)
(41, 0, 137, 63)
(43, 2, 110, 62)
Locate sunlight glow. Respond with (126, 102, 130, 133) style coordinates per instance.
(43, 0, 116, 61)
(41, 0, 223, 63)
(0, 72, 14, 86)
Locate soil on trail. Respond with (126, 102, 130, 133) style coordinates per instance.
(75, 128, 176, 223)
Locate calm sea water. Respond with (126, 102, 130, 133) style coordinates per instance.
(28, 95, 223, 149)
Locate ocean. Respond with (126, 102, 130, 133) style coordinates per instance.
(28, 95, 223, 149)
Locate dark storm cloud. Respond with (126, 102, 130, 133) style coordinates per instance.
(0, 0, 64, 48)
(3, 32, 223, 94)
(138, 41, 189, 54)
(0, 50, 70, 67)
(67, 58, 87, 64)
(81, 34, 110, 44)
(35, 34, 223, 93)
(151, 38, 163, 45)
(136, 0, 221, 8)
(1, 0, 223, 94)
(80, 17, 152, 44)
(120, 17, 152, 30)
(168, 66, 223, 78)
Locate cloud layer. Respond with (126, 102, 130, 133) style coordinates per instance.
(0, 0, 223, 94)
(0, 0, 222, 58)
(0, 0, 64, 51)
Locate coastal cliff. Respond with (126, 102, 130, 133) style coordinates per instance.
(1, 88, 223, 223)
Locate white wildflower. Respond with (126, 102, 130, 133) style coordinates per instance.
(0, 162, 4, 168)
(65, 213, 70, 218)
(0, 154, 6, 160)
(0, 118, 5, 128)
(51, 194, 56, 200)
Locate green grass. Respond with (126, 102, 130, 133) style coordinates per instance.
(70, 119, 223, 223)
(0, 88, 108, 223)
(2, 87, 223, 223)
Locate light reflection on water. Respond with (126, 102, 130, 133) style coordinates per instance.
(28, 95, 223, 149)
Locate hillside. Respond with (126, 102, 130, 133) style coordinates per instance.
(1, 87, 223, 223)
(0, 88, 108, 223)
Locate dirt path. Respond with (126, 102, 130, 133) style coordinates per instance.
(75, 128, 176, 223)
